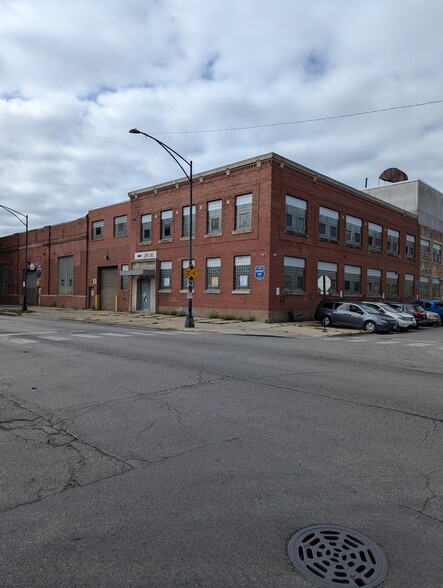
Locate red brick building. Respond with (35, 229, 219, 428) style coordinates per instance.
(0, 153, 420, 321)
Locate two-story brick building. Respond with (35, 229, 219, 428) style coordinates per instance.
(0, 152, 420, 321)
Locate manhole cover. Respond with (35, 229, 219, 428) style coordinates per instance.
(288, 525, 388, 587)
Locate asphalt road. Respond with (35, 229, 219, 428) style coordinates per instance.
(0, 316, 442, 587)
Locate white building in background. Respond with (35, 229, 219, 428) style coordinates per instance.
(364, 179, 443, 299)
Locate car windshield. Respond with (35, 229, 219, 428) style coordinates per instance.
(360, 304, 381, 315)
(378, 303, 396, 312)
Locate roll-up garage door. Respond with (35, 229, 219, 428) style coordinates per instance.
(100, 267, 118, 310)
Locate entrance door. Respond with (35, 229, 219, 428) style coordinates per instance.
(139, 279, 151, 310)
(100, 267, 118, 310)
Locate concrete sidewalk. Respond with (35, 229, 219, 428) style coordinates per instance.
(0, 305, 360, 338)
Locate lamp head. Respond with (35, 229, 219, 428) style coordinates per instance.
(129, 128, 140, 134)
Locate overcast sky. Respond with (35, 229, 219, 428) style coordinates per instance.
(1, 0, 442, 235)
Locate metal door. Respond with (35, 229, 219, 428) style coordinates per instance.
(139, 279, 150, 310)
(100, 267, 118, 310)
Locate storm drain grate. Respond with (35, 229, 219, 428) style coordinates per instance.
(288, 524, 388, 587)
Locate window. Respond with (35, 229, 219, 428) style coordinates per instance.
(319, 207, 339, 241)
(206, 258, 221, 291)
(160, 261, 172, 290)
(285, 196, 307, 234)
(420, 276, 429, 297)
(0, 264, 9, 294)
(161, 210, 173, 240)
(387, 229, 399, 255)
(368, 222, 382, 251)
(317, 261, 337, 294)
(432, 277, 440, 298)
(207, 200, 222, 234)
(344, 265, 361, 295)
(405, 234, 415, 258)
(121, 264, 129, 291)
(345, 216, 362, 246)
(284, 257, 305, 294)
(58, 256, 73, 296)
(404, 274, 414, 298)
(181, 258, 195, 290)
(141, 214, 152, 242)
(182, 205, 196, 238)
(432, 242, 442, 263)
(114, 215, 127, 238)
(234, 255, 251, 290)
(367, 268, 381, 297)
(92, 220, 104, 241)
(386, 271, 399, 296)
(420, 239, 430, 260)
(235, 194, 252, 230)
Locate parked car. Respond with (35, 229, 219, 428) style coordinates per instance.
(313, 299, 345, 321)
(415, 300, 443, 324)
(424, 309, 441, 326)
(385, 302, 427, 328)
(321, 302, 397, 333)
(362, 301, 416, 331)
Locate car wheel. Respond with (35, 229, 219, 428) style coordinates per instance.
(363, 320, 376, 333)
(322, 316, 332, 327)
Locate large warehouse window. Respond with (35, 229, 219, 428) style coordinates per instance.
(285, 196, 307, 234)
(284, 257, 305, 293)
(234, 256, 251, 290)
(319, 207, 339, 241)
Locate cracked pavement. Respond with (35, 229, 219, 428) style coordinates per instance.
(0, 394, 133, 512)
(0, 313, 442, 587)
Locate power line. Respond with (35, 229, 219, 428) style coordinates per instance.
(152, 99, 443, 136)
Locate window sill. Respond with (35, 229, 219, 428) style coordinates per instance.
(139, 240, 152, 246)
(232, 228, 252, 235)
(345, 243, 362, 248)
(319, 237, 338, 243)
(368, 248, 383, 253)
(180, 236, 195, 241)
(92, 237, 104, 242)
(283, 291, 306, 295)
(232, 289, 250, 294)
(387, 252, 400, 257)
(284, 229, 307, 237)
(180, 289, 195, 293)
(205, 289, 220, 294)
(113, 234, 127, 239)
(205, 232, 223, 238)
(159, 238, 173, 244)
(158, 289, 171, 293)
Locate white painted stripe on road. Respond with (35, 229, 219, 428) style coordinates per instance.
(374, 341, 401, 344)
(0, 331, 54, 337)
(8, 338, 37, 344)
(71, 334, 102, 339)
(40, 336, 71, 341)
(99, 333, 132, 337)
(404, 343, 434, 347)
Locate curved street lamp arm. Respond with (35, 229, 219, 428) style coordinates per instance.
(129, 129, 191, 181)
(0, 204, 28, 227)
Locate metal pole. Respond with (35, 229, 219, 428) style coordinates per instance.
(22, 214, 28, 311)
(129, 128, 195, 327)
(185, 161, 195, 327)
(0, 205, 29, 311)
(322, 275, 327, 332)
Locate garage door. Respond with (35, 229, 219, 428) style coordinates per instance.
(100, 267, 118, 310)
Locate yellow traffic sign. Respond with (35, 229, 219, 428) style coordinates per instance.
(184, 265, 199, 281)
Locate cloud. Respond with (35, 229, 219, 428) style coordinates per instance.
(1, 0, 443, 234)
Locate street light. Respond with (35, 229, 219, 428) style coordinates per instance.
(0, 205, 29, 311)
(129, 128, 195, 328)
